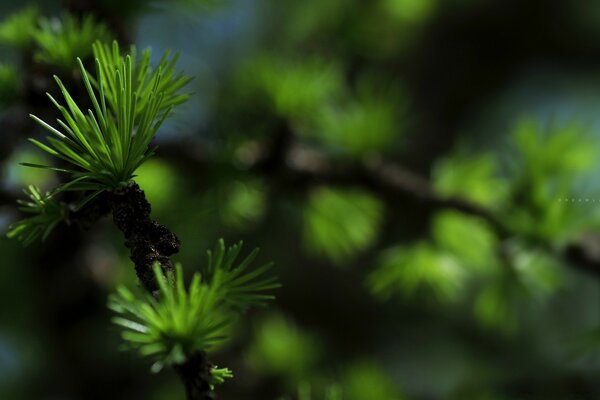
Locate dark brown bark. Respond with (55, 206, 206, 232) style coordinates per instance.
(173, 352, 216, 400)
(108, 182, 180, 293)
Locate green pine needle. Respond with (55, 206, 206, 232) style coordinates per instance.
(27, 40, 191, 200)
(6, 185, 67, 246)
(109, 263, 233, 371)
(204, 239, 282, 311)
(209, 366, 234, 390)
(108, 240, 279, 375)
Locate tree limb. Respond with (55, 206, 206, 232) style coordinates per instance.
(158, 138, 600, 278)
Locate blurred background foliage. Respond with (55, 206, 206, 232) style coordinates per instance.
(1, 0, 600, 399)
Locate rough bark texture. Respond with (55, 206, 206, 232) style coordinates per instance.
(68, 191, 112, 230)
(109, 182, 180, 292)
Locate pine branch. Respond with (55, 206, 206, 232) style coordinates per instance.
(109, 182, 180, 292)
(73, 183, 213, 399)
(158, 136, 600, 278)
(4, 37, 213, 398)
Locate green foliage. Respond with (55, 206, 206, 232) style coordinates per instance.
(507, 118, 598, 242)
(5, 150, 54, 188)
(135, 159, 179, 211)
(109, 263, 232, 371)
(432, 119, 597, 244)
(431, 118, 598, 251)
(474, 270, 521, 333)
(303, 188, 384, 264)
(474, 241, 563, 333)
(0, 64, 22, 108)
(433, 153, 507, 209)
(432, 211, 498, 270)
(109, 241, 278, 375)
(290, 361, 403, 400)
(385, 0, 438, 23)
(238, 56, 342, 119)
(202, 239, 280, 311)
(0, 6, 38, 48)
(92, 41, 191, 117)
(341, 361, 403, 400)
(246, 314, 321, 380)
(209, 366, 234, 390)
(512, 117, 596, 178)
(26, 41, 191, 205)
(33, 14, 111, 69)
(509, 244, 563, 299)
(369, 242, 465, 302)
(368, 206, 563, 331)
(314, 90, 397, 156)
(218, 180, 266, 228)
(6, 186, 66, 246)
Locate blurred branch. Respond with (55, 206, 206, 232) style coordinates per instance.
(158, 136, 600, 278)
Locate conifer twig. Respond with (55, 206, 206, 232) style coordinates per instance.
(159, 137, 600, 278)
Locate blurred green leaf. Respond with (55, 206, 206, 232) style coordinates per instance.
(432, 211, 499, 271)
(433, 153, 508, 209)
(219, 179, 266, 228)
(5, 149, 55, 189)
(384, 0, 438, 23)
(474, 272, 521, 334)
(33, 14, 111, 69)
(369, 243, 465, 302)
(511, 243, 563, 299)
(507, 118, 598, 242)
(246, 314, 321, 380)
(135, 159, 179, 212)
(513, 117, 596, 178)
(304, 188, 384, 265)
(238, 56, 343, 119)
(341, 361, 404, 400)
(475, 241, 563, 333)
(314, 91, 398, 156)
(507, 198, 574, 242)
(0, 6, 38, 48)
